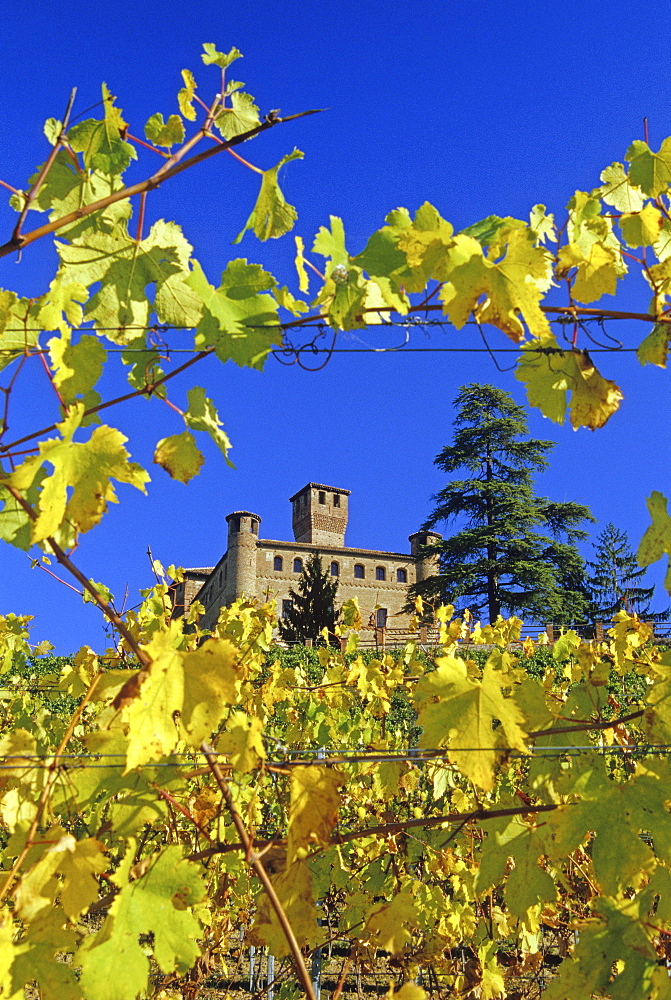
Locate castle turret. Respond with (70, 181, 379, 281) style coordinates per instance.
(225, 511, 261, 598)
(290, 483, 350, 546)
(409, 529, 442, 583)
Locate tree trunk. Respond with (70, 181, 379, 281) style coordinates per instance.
(485, 447, 499, 623)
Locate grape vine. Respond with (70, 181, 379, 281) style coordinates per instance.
(1, 41, 671, 1000)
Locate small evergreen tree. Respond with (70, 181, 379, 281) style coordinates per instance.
(278, 553, 339, 645)
(587, 523, 664, 621)
(412, 384, 593, 624)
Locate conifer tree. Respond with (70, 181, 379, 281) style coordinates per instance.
(278, 553, 339, 645)
(412, 384, 593, 624)
(587, 522, 663, 620)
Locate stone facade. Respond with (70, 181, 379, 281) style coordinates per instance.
(173, 483, 440, 633)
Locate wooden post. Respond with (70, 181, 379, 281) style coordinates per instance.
(545, 623, 555, 643)
(595, 622, 604, 641)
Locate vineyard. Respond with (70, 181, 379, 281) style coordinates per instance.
(2, 41, 671, 1000)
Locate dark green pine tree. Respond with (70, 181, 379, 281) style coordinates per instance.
(586, 523, 664, 621)
(278, 553, 339, 645)
(411, 384, 594, 624)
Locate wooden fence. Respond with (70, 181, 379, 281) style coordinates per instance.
(292, 620, 671, 652)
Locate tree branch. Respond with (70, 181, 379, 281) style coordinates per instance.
(0, 110, 320, 259)
(0, 347, 214, 455)
(200, 742, 318, 1000)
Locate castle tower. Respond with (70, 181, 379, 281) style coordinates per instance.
(290, 483, 350, 546)
(409, 529, 442, 583)
(225, 511, 261, 598)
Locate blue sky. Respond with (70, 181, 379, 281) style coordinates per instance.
(1, 0, 670, 652)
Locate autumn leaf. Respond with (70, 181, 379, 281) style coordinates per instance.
(414, 652, 527, 791)
(287, 765, 344, 861)
(637, 323, 670, 367)
(154, 431, 205, 484)
(516, 336, 623, 429)
(217, 710, 265, 772)
(6, 404, 149, 547)
(251, 860, 319, 957)
(363, 892, 418, 954)
(638, 491, 671, 591)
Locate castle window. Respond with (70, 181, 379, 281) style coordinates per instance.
(231, 516, 240, 532)
(333, 493, 340, 507)
(274, 556, 283, 571)
(282, 599, 293, 618)
(396, 568, 407, 583)
(330, 561, 339, 577)
(354, 564, 365, 579)
(293, 557, 303, 573)
(375, 566, 386, 581)
(376, 607, 388, 628)
(251, 520, 258, 535)
(319, 491, 326, 504)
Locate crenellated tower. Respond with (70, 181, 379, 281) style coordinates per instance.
(290, 483, 350, 547)
(225, 510, 261, 597)
(409, 529, 442, 583)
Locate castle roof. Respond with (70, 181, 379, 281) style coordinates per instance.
(289, 483, 351, 502)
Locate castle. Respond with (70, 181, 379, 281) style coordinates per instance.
(171, 483, 441, 632)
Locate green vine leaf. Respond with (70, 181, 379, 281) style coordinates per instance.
(144, 113, 185, 149)
(235, 149, 304, 243)
(189, 259, 280, 368)
(626, 137, 671, 197)
(78, 843, 205, 1000)
(201, 43, 243, 69)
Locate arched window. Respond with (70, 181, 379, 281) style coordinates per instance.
(396, 568, 407, 583)
(375, 566, 386, 581)
(274, 556, 283, 571)
(354, 564, 365, 579)
(376, 608, 388, 628)
(330, 561, 339, 577)
(293, 557, 303, 573)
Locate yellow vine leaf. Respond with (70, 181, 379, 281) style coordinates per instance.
(251, 860, 319, 957)
(154, 431, 205, 484)
(0, 911, 13, 999)
(181, 638, 243, 745)
(120, 630, 243, 768)
(638, 491, 671, 591)
(287, 765, 344, 862)
(620, 203, 664, 247)
(441, 227, 552, 341)
(6, 404, 149, 546)
(217, 711, 266, 772)
(556, 241, 619, 303)
(387, 985, 426, 1000)
(363, 892, 418, 954)
(178, 68, 197, 121)
(14, 830, 108, 923)
(637, 322, 670, 367)
(58, 836, 109, 921)
(414, 653, 527, 791)
(516, 336, 623, 429)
